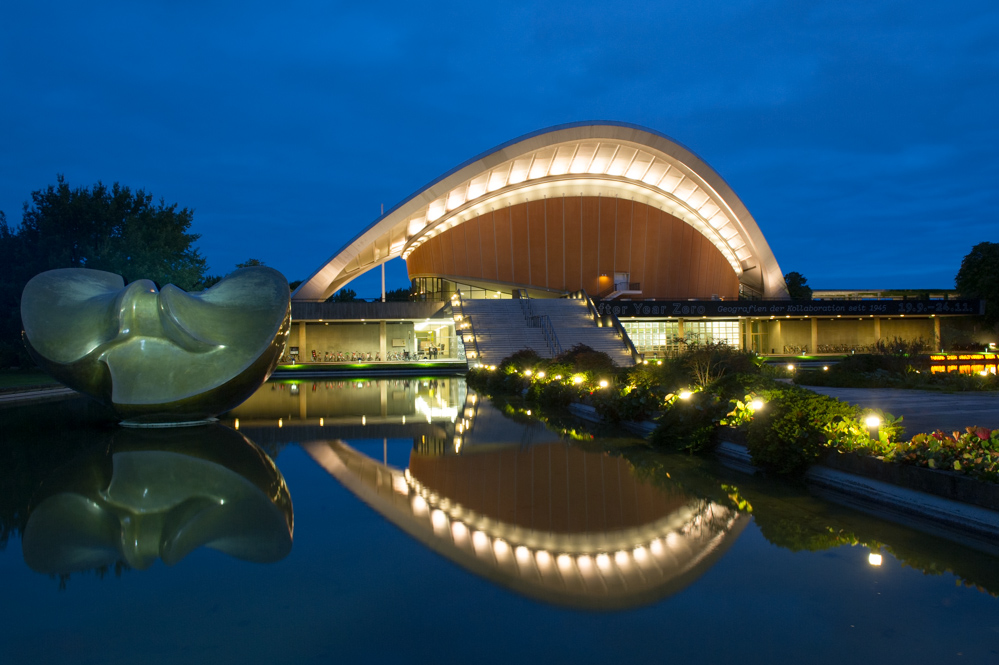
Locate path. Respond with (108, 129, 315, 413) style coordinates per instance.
(805, 386, 999, 434)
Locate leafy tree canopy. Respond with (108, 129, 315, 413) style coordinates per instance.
(384, 286, 411, 302)
(6, 175, 206, 289)
(236, 258, 265, 268)
(955, 242, 999, 325)
(328, 287, 358, 302)
(0, 175, 208, 365)
(784, 271, 813, 300)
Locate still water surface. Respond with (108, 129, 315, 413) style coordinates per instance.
(1, 377, 997, 664)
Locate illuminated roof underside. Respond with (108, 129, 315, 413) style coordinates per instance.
(294, 122, 787, 301)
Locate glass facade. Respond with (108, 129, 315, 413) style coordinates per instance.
(621, 319, 743, 357)
(412, 277, 514, 301)
(620, 321, 682, 358)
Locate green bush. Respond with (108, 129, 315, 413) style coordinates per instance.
(555, 344, 617, 374)
(745, 385, 860, 476)
(650, 390, 726, 453)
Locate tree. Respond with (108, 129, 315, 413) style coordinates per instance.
(955, 242, 999, 325)
(0, 176, 208, 366)
(236, 258, 265, 268)
(328, 287, 358, 302)
(784, 271, 812, 300)
(384, 286, 411, 302)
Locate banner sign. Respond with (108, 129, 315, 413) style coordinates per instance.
(594, 299, 984, 318)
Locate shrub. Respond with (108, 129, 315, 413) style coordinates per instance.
(682, 342, 759, 388)
(555, 344, 616, 374)
(650, 390, 726, 453)
(745, 385, 860, 476)
(898, 427, 999, 482)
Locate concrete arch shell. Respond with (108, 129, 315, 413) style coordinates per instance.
(293, 122, 788, 301)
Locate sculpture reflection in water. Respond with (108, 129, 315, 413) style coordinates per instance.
(298, 390, 746, 610)
(20, 267, 291, 425)
(21, 424, 293, 576)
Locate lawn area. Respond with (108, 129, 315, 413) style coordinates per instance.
(0, 370, 59, 390)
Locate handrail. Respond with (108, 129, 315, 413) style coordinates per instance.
(450, 290, 481, 365)
(603, 309, 642, 364)
(535, 314, 563, 357)
(519, 297, 534, 319)
(567, 289, 602, 326)
(567, 289, 641, 364)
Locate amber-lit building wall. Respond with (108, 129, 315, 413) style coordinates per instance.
(406, 196, 740, 299)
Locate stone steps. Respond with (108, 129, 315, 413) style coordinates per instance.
(459, 298, 635, 366)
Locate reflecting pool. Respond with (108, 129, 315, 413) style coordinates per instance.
(1, 377, 997, 664)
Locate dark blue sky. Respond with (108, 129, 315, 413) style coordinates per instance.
(2, 0, 996, 296)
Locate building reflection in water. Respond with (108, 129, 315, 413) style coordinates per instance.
(21, 425, 293, 575)
(232, 378, 745, 610)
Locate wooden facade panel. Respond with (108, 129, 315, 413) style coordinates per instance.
(463, 216, 483, 280)
(479, 212, 498, 281)
(405, 197, 739, 299)
(597, 196, 616, 279)
(527, 199, 548, 288)
(493, 207, 513, 283)
(439, 228, 455, 276)
(668, 214, 685, 297)
(545, 198, 564, 290)
(615, 198, 633, 275)
(679, 224, 695, 296)
(450, 223, 468, 278)
(580, 197, 601, 294)
(509, 202, 529, 284)
(630, 201, 648, 291)
(429, 236, 443, 275)
(563, 196, 582, 292)
(643, 206, 660, 295)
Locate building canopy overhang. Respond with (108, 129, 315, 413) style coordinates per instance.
(293, 122, 788, 302)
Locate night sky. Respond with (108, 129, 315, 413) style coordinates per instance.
(2, 0, 996, 296)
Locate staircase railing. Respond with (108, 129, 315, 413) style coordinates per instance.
(566, 289, 641, 364)
(529, 314, 563, 357)
(450, 290, 481, 365)
(519, 297, 534, 319)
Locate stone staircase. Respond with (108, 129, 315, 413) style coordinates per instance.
(459, 298, 635, 367)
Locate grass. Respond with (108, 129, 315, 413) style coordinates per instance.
(0, 370, 59, 391)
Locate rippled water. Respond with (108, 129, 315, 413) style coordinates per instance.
(1, 377, 997, 664)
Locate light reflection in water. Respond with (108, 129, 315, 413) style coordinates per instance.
(20, 425, 293, 576)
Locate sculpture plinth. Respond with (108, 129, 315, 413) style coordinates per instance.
(21, 267, 291, 425)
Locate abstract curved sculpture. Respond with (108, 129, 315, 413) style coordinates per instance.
(21, 266, 291, 424)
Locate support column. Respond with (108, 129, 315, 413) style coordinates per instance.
(677, 318, 685, 343)
(934, 317, 941, 351)
(380, 380, 388, 417)
(810, 318, 818, 355)
(379, 321, 387, 361)
(873, 317, 882, 341)
(298, 322, 308, 361)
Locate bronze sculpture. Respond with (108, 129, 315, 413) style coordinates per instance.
(21, 267, 291, 425)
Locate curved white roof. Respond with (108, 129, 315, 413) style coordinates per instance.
(293, 122, 788, 301)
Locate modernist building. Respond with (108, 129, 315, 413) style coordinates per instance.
(291, 122, 984, 362)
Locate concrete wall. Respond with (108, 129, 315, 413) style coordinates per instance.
(815, 319, 878, 348)
(767, 320, 810, 353)
(298, 322, 415, 360)
(880, 318, 935, 343)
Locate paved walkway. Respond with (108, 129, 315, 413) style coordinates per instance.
(0, 385, 78, 408)
(806, 386, 999, 434)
